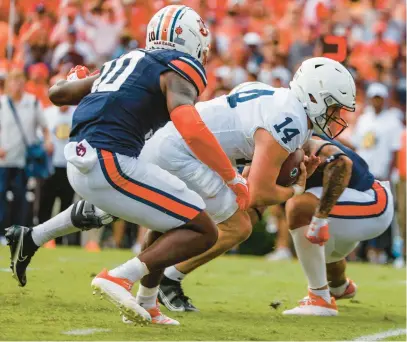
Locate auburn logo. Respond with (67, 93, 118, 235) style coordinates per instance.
(197, 18, 209, 37)
(76, 143, 87, 157)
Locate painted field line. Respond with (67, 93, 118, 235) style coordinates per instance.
(353, 328, 407, 341)
(62, 328, 111, 336)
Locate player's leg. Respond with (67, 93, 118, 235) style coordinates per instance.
(159, 177, 251, 311)
(6, 195, 114, 287)
(119, 229, 180, 325)
(175, 210, 251, 274)
(282, 192, 338, 316)
(326, 259, 358, 300)
(266, 204, 293, 261)
(86, 151, 217, 324)
(327, 259, 347, 288)
(284, 181, 393, 315)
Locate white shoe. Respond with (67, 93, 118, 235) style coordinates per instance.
(266, 247, 293, 261)
(283, 291, 338, 316)
(91, 269, 151, 325)
(123, 303, 180, 325)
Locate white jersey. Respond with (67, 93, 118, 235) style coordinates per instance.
(140, 82, 312, 224)
(154, 82, 312, 165)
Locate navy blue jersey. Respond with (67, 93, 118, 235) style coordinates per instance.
(70, 49, 207, 157)
(306, 134, 375, 191)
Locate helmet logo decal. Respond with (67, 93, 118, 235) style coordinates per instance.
(174, 25, 185, 46)
(197, 18, 209, 37)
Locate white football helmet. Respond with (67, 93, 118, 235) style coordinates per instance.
(290, 57, 356, 138)
(146, 5, 211, 64)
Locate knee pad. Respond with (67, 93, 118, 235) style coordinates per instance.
(71, 200, 115, 230)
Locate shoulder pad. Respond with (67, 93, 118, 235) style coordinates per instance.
(168, 54, 207, 96)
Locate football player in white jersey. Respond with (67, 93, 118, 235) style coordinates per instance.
(141, 57, 357, 312)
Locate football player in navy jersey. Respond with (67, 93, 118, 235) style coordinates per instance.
(282, 135, 394, 316)
(6, 5, 249, 325)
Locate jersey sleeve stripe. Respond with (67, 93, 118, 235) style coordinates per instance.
(170, 60, 206, 95)
(161, 6, 178, 41)
(329, 181, 388, 219)
(169, 6, 186, 42)
(98, 149, 202, 222)
(179, 56, 207, 83)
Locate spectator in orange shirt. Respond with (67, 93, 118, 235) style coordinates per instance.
(50, 4, 86, 46)
(366, 21, 399, 67)
(246, 0, 272, 36)
(18, 4, 54, 47)
(215, 0, 246, 58)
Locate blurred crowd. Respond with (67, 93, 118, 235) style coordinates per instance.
(0, 0, 405, 262)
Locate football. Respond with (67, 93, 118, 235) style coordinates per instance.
(276, 149, 305, 187)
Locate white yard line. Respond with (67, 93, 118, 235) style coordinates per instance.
(62, 328, 111, 336)
(353, 328, 407, 341)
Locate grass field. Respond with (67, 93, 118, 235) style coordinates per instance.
(0, 246, 405, 341)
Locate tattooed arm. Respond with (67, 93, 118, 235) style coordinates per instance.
(314, 144, 353, 218)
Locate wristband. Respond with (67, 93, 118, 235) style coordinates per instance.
(311, 216, 329, 226)
(291, 184, 304, 197)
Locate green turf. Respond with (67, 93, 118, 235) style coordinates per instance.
(0, 246, 405, 341)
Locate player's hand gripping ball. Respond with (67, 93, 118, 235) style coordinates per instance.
(276, 149, 305, 187)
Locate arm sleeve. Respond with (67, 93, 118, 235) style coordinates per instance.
(170, 104, 236, 182)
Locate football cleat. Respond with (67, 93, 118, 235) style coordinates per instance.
(91, 269, 151, 325)
(5, 225, 39, 287)
(331, 279, 357, 300)
(158, 276, 199, 312)
(283, 291, 338, 316)
(123, 302, 180, 325)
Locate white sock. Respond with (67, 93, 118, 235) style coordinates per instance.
(109, 257, 150, 283)
(309, 288, 331, 304)
(290, 226, 329, 300)
(136, 285, 159, 309)
(164, 265, 186, 282)
(329, 279, 349, 296)
(31, 204, 80, 246)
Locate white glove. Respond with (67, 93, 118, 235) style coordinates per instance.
(227, 173, 250, 210)
(305, 216, 330, 245)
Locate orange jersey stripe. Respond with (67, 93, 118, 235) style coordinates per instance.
(330, 182, 387, 217)
(161, 6, 178, 41)
(100, 150, 200, 221)
(171, 60, 206, 95)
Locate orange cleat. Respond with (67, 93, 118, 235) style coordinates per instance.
(43, 240, 56, 249)
(123, 302, 180, 325)
(331, 279, 357, 300)
(283, 291, 338, 316)
(91, 269, 151, 325)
